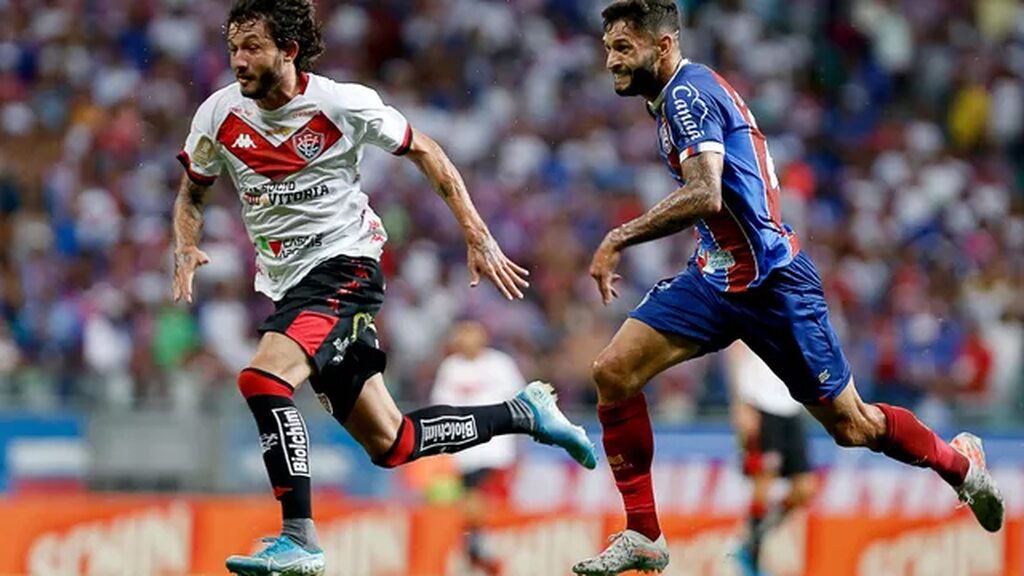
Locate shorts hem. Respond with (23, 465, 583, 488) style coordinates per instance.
(626, 312, 713, 352)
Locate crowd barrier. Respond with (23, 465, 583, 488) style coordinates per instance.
(0, 495, 1019, 576)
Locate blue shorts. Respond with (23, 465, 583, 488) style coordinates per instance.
(629, 252, 851, 405)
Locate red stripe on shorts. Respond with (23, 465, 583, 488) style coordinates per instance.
(285, 310, 339, 358)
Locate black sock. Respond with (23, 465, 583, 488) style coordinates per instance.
(748, 514, 765, 568)
(238, 368, 312, 521)
(748, 506, 787, 568)
(375, 399, 534, 467)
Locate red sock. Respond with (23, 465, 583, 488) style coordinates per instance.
(598, 394, 660, 541)
(749, 499, 768, 520)
(875, 403, 969, 487)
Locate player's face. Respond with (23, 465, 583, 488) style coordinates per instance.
(449, 321, 488, 357)
(603, 21, 659, 97)
(227, 20, 286, 100)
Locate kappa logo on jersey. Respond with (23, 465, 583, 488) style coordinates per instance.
(232, 133, 257, 149)
(420, 414, 478, 452)
(271, 407, 310, 477)
(670, 82, 710, 141)
(292, 127, 325, 161)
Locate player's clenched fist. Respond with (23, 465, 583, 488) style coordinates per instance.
(172, 246, 210, 304)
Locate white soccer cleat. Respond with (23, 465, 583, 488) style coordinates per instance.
(572, 529, 669, 575)
(950, 432, 1004, 533)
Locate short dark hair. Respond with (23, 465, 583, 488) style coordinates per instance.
(227, 0, 325, 72)
(601, 0, 680, 36)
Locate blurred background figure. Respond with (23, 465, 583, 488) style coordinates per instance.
(430, 319, 527, 576)
(726, 342, 816, 576)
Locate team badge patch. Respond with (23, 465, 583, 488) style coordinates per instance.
(293, 127, 325, 161)
(194, 135, 216, 165)
(658, 120, 672, 153)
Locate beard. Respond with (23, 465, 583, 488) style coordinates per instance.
(238, 64, 283, 100)
(613, 55, 660, 97)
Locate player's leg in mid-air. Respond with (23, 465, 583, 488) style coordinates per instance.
(226, 257, 596, 576)
(573, 268, 737, 575)
(735, 405, 816, 576)
(739, 251, 1004, 534)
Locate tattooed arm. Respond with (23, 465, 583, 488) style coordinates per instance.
(404, 128, 529, 300)
(171, 175, 211, 304)
(589, 151, 725, 304)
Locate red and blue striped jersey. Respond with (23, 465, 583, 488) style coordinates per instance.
(650, 60, 799, 293)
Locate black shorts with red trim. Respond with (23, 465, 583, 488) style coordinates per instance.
(742, 410, 811, 478)
(259, 254, 386, 420)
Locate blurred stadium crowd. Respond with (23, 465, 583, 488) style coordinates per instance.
(0, 0, 1021, 424)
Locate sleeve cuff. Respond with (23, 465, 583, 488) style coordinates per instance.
(678, 141, 725, 162)
(391, 123, 413, 156)
(176, 150, 217, 186)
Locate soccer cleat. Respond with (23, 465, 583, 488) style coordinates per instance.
(572, 529, 670, 575)
(950, 432, 1004, 533)
(731, 543, 769, 576)
(517, 381, 597, 469)
(226, 535, 326, 576)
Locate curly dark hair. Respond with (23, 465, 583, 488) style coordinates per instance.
(601, 0, 680, 36)
(227, 0, 325, 72)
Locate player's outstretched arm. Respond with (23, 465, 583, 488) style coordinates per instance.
(589, 151, 724, 305)
(171, 175, 211, 304)
(403, 129, 530, 300)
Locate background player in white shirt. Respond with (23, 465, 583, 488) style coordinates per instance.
(431, 320, 527, 576)
(171, 2, 596, 574)
(726, 342, 816, 576)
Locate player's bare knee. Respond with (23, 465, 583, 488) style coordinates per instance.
(591, 354, 640, 402)
(788, 476, 817, 507)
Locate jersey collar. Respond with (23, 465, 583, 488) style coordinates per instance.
(646, 58, 690, 115)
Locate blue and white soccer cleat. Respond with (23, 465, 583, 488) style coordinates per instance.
(226, 535, 326, 576)
(517, 381, 598, 470)
(572, 529, 670, 575)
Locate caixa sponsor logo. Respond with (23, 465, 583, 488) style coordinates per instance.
(271, 407, 310, 477)
(420, 415, 478, 452)
(670, 82, 710, 142)
(256, 233, 324, 259)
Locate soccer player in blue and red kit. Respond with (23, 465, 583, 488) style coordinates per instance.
(573, 2, 1004, 574)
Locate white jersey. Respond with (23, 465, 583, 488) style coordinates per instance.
(727, 342, 803, 417)
(177, 73, 412, 300)
(430, 349, 526, 472)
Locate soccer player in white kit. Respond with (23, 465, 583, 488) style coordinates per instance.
(431, 319, 527, 576)
(171, 2, 596, 574)
(725, 342, 816, 576)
